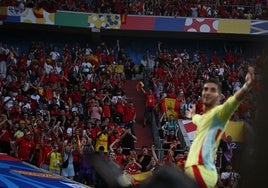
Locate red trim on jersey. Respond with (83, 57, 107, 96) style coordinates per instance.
(193, 165, 207, 188)
(215, 129, 222, 141)
(198, 143, 204, 165)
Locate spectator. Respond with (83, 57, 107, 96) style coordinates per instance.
(220, 164, 240, 188)
(1, 0, 266, 19)
(120, 127, 137, 155)
(49, 46, 61, 63)
(70, 85, 83, 110)
(224, 44, 234, 68)
(190, 5, 198, 17)
(162, 130, 181, 156)
(198, 5, 207, 17)
(87, 120, 101, 141)
(232, 77, 242, 94)
(161, 114, 179, 137)
(146, 145, 161, 172)
(138, 146, 152, 172)
(255, 0, 263, 17)
(140, 87, 156, 127)
(0, 43, 9, 78)
(125, 156, 142, 174)
(176, 153, 186, 171)
(88, 100, 103, 122)
(112, 97, 125, 124)
(39, 130, 53, 170)
(81, 59, 93, 76)
(0, 114, 11, 154)
(94, 125, 109, 153)
(181, 97, 194, 119)
(13, 121, 24, 140)
(14, 131, 35, 163)
(107, 121, 121, 147)
(219, 135, 233, 172)
(77, 144, 96, 186)
(48, 143, 62, 175)
(161, 148, 176, 167)
(123, 100, 136, 134)
(211, 51, 220, 65)
(61, 143, 75, 180)
(109, 139, 127, 169)
(158, 113, 167, 138)
(101, 98, 112, 121)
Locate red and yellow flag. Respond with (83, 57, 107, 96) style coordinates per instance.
(129, 171, 153, 185)
(87, 54, 99, 67)
(161, 98, 180, 119)
(136, 81, 144, 91)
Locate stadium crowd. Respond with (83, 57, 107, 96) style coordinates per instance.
(1, 0, 267, 20)
(0, 36, 262, 187)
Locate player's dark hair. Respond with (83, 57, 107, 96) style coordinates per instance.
(204, 78, 222, 93)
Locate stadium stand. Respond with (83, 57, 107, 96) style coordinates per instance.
(0, 1, 266, 187)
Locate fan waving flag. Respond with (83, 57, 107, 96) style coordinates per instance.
(161, 98, 180, 119)
(87, 54, 99, 67)
(136, 81, 144, 91)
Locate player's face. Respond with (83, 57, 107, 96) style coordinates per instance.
(201, 83, 220, 107)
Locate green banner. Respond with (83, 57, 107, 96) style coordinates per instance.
(55, 11, 89, 27)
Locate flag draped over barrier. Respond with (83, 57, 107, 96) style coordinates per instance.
(128, 171, 153, 185)
(182, 120, 245, 144)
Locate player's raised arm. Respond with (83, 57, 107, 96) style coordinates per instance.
(234, 66, 255, 101)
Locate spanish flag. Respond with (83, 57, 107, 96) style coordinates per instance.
(130, 171, 153, 185)
(88, 54, 99, 67)
(224, 121, 245, 142)
(33, 7, 44, 18)
(161, 98, 180, 119)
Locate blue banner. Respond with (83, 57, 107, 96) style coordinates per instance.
(0, 153, 90, 188)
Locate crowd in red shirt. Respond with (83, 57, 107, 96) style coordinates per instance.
(0, 36, 262, 186)
(1, 0, 267, 20)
